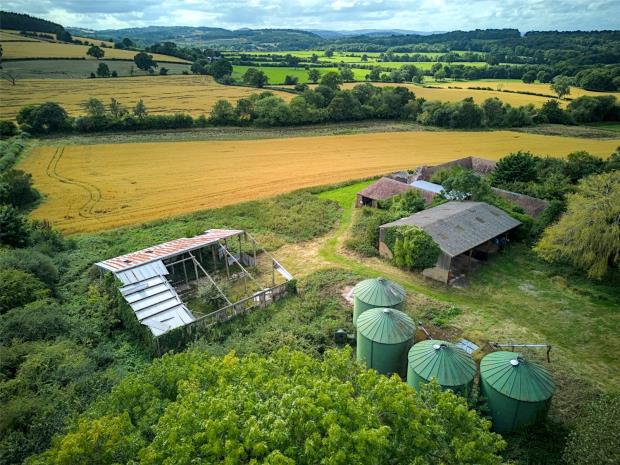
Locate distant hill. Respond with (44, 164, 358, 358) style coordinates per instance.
(67, 26, 326, 51)
(0, 10, 72, 41)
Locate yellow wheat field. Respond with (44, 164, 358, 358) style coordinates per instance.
(432, 79, 620, 99)
(20, 131, 619, 234)
(342, 82, 619, 107)
(0, 40, 190, 62)
(72, 36, 115, 48)
(0, 75, 294, 119)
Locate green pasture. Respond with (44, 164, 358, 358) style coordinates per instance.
(232, 65, 369, 84)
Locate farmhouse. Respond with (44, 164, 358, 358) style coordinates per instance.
(356, 176, 415, 208)
(379, 201, 521, 283)
(96, 229, 292, 345)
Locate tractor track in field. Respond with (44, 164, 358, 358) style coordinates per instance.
(45, 146, 103, 218)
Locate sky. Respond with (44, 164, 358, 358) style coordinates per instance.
(6, 0, 620, 31)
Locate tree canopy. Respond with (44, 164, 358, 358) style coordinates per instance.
(31, 348, 505, 465)
(535, 171, 620, 278)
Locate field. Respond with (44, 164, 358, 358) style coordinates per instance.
(340, 82, 561, 107)
(0, 75, 294, 119)
(0, 40, 190, 62)
(432, 79, 620, 99)
(0, 59, 191, 79)
(232, 65, 369, 83)
(20, 130, 619, 233)
(72, 36, 115, 47)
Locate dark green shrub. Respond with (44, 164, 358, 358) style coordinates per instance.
(0, 169, 39, 208)
(0, 269, 50, 314)
(0, 120, 18, 138)
(391, 226, 440, 270)
(346, 207, 397, 256)
(492, 151, 539, 186)
(0, 248, 59, 286)
(0, 205, 29, 247)
(0, 300, 69, 343)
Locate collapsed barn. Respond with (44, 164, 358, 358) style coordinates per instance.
(96, 229, 293, 352)
(379, 201, 521, 283)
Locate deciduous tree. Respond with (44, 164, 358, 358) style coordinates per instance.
(535, 171, 620, 278)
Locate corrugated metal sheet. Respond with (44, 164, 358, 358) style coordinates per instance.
(120, 275, 194, 336)
(353, 277, 406, 307)
(380, 201, 521, 257)
(116, 261, 169, 285)
(96, 229, 243, 272)
(480, 351, 555, 402)
(357, 307, 415, 344)
(410, 180, 444, 194)
(408, 339, 477, 387)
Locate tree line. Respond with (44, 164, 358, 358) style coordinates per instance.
(4, 80, 618, 136)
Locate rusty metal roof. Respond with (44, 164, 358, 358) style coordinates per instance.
(96, 229, 243, 272)
(358, 177, 415, 201)
(380, 201, 521, 257)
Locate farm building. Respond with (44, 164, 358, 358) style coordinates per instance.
(356, 177, 415, 208)
(96, 229, 292, 346)
(407, 179, 548, 217)
(379, 201, 521, 283)
(411, 156, 497, 181)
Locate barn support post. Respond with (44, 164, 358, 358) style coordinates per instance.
(182, 254, 189, 284)
(468, 249, 473, 273)
(223, 239, 230, 280)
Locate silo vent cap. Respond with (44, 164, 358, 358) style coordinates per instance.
(382, 308, 391, 314)
(510, 359, 520, 366)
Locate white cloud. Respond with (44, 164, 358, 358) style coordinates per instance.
(7, 0, 619, 31)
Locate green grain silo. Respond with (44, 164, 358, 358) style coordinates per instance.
(353, 277, 406, 326)
(407, 339, 477, 397)
(480, 351, 555, 433)
(356, 307, 415, 376)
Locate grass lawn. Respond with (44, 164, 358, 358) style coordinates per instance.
(586, 122, 620, 133)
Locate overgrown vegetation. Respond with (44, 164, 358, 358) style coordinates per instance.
(0, 187, 340, 465)
(29, 347, 505, 465)
(9, 83, 619, 135)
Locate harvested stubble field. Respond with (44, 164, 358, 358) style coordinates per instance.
(341, 82, 563, 107)
(0, 40, 190, 62)
(0, 75, 294, 119)
(20, 130, 619, 234)
(431, 79, 620, 99)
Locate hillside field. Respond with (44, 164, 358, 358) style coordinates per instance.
(0, 75, 294, 119)
(431, 79, 620, 99)
(232, 65, 369, 83)
(20, 130, 619, 233)
(0, 59, 191, 79)
(0, 39, 190, 62)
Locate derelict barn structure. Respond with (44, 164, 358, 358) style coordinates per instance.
(379, 201, 521, 283)
(96, 229, 293, 352)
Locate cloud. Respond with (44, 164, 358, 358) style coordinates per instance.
(7, 0, 619, 31)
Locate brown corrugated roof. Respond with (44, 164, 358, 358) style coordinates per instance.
(359, 177, 414, 201)
(96, 229, 243, 272)
(380, 201, 521, 257)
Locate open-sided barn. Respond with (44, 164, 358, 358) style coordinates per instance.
(379, 201, 521, 283)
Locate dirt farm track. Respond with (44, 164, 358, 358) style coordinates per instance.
(20, 130, 620, 234)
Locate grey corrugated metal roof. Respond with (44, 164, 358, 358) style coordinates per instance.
(116, 261, 169, 285)
(120, 275, 194, 336)
(380, 201, 521, 257)
(410, 180, 444, 194)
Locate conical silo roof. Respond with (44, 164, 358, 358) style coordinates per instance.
(408, 340, 477, 387)
(357, 307, 414, 344)
(480, 351, 555, 402)
(354, 277, 406, 307)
